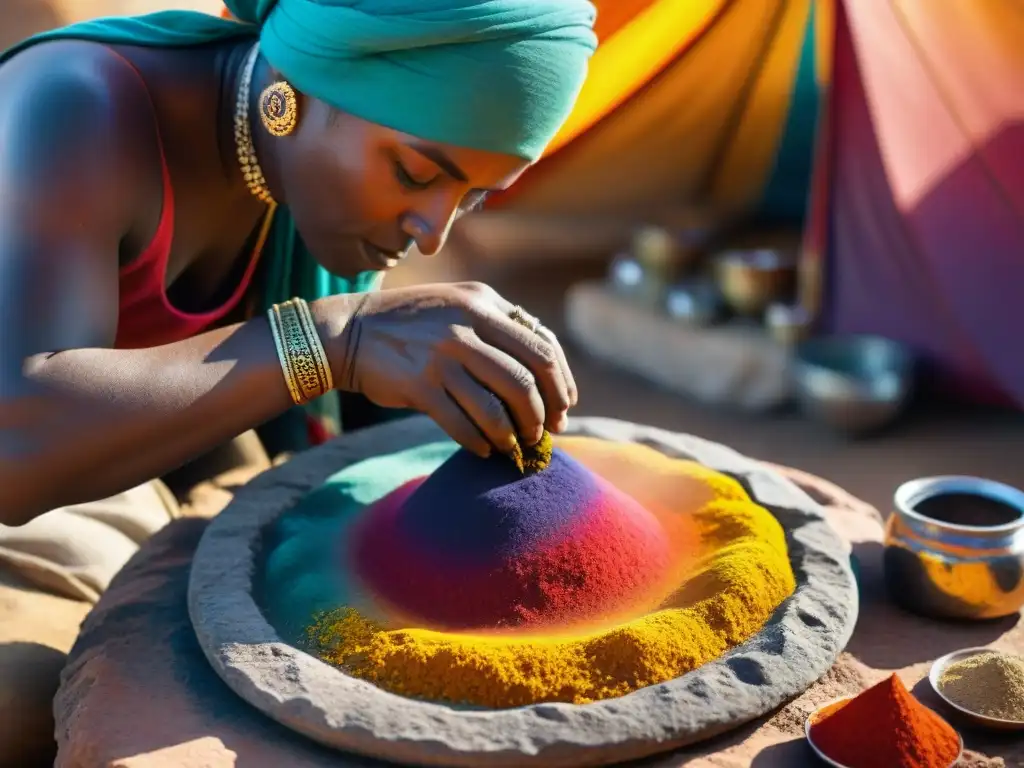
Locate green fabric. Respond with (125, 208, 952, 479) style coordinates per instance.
(259, 440, 457, 644)
(1, 1, 595, 431)
(756, 0, 820, 225)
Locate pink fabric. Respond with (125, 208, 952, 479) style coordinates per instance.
(819, 0, 1023, 407)
(112, 55, 261, 350)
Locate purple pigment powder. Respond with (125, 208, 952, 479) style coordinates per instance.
(349, 448, 678, 632)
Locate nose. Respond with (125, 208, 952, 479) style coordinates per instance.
(401, 200, 460, 257)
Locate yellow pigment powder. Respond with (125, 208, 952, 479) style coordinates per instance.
(308, 452, 796, 709)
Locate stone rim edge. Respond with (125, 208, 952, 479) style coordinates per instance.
(187, 416, 858, 768)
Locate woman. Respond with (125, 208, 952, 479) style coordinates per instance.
(0, 0, 596, 759)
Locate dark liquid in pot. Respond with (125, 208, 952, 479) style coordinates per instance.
(913, 492, 1022, 527)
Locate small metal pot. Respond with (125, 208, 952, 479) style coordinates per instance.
(607, 253, 663, 307)
(714, 249, 796, 316)
(664, 280, 724, 327)
(883, 476, 1024, 620)
(765, 303, 810, 345)
(792, 335, 915, 436)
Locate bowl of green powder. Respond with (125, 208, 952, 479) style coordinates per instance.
(930, 647, 1024, 730)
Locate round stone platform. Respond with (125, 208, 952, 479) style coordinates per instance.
(187, 416, 857, 767)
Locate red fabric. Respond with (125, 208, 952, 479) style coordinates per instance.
(306, 416, 331, 446)
(112, 56, 261, 350)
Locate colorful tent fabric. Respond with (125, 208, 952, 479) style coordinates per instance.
(498, 0, 1023, 406)
(802, 0, 1024, 405)
(12, 0, 1020, 406)
(488, 0, 828, 223)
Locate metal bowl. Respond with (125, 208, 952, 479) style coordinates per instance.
(805, 696, 962, 767)
(713, 249, 796, 316)
(884, 476, 1024, 620)
(664, 279, 724, 327)
(930, 648, 1024, 731)
(608, 253, 663, 307)
(792, 334, 914, 436)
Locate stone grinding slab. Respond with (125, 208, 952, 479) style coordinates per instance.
(186, 416, 858, 767)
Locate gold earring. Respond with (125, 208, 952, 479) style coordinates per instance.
(259, 81, 298, 137)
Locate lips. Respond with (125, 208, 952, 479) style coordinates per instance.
(359, 239, 406, 269)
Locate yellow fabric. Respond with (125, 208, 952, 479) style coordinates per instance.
(710, 0, 812, 211)
(814, 0, 835, 87)
(545, 0, 726, 155)
(502, 0, 795, 217)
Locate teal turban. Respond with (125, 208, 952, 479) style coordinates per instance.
(3, 0, 596, 161)
(231, 0, 597, 161)
(1, 0, 596, 431)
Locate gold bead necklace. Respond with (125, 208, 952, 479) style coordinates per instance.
(234, 43, 275, 205)
(233, 42, 278, 321)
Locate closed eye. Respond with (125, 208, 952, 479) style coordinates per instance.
(394, 159, 435, 191)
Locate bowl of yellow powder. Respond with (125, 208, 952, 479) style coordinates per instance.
(930, 647, 1024, 730)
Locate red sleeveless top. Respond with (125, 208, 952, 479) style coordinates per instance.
(113, 60, 262, 350)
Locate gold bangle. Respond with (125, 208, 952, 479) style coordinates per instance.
(291, 297, 334, 393)
(276, 301, 319, 404)
(268, 303, 304, 405)
(280, 299, 331, 401)
(274, 299, 332, 404)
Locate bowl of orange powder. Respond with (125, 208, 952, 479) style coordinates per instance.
(804, 673, 962, 768)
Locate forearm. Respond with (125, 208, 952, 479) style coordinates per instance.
(0, 316, 295, 523)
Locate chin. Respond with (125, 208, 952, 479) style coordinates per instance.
(306, 238, 366, 279)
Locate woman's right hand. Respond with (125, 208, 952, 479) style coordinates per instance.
(311, 282, 577, 457)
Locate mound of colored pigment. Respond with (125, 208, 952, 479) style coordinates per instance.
(350, 447, 679, 631)
(258, 438, 798, 708)
(290, 438, 796, 709)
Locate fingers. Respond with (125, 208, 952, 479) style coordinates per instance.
(422, 390, 492, 458)
(536, 325, 578, 409)
(474, 313, 571, 435)
(441, 365, 519, 453)
(451, 339, 546, 446)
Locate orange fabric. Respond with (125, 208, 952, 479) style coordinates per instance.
(545, 0, 727, 156)
(592, 0, 660, 42)
(491, 0, 790, 216)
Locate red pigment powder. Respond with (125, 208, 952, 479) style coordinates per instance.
(350, 470, 682, 632)
(809, 674, 960, 768)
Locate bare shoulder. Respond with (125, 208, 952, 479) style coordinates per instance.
(0, 40, 155, 212)
(0, 41, 158, 355)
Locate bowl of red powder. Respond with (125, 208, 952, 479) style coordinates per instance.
(804, 674, 962, 768)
